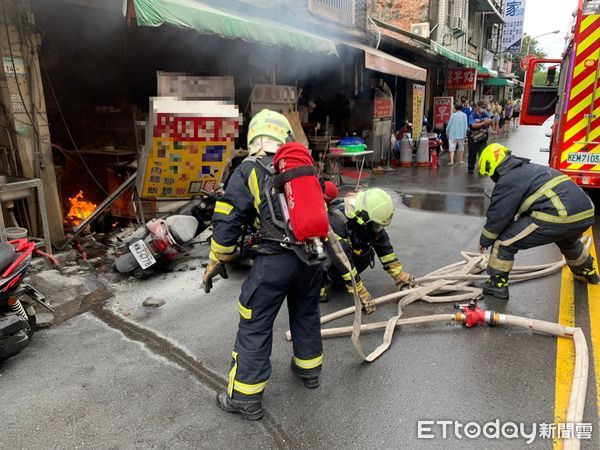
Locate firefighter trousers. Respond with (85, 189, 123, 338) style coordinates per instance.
(228, 251, 324, 401)
(488, 216, 590, 275)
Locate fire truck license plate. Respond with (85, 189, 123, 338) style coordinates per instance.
(567, 152, 600, 165)
(129, 240, 156, 270)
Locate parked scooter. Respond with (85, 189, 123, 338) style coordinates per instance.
(114, 194, 218, 279)
(0, 238, 53, 361)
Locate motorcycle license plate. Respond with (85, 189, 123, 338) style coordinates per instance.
(129, 240, 156, 270)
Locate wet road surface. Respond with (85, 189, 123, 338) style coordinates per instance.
(1, 123, 599, 449)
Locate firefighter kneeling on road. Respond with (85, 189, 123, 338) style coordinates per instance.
(324, 188, 414, 314)
(478, 143, 599, 299)
(203, 109, 328, 420)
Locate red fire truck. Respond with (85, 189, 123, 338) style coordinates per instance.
(521, 0, 600, 188)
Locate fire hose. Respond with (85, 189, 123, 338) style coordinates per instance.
(285, 232, 592, 450)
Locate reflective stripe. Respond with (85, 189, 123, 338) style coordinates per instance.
(566, 246, 590, 267)
(544, 190, 567, 217)
(211, 238, 236, 255)
(379, 253, 398, 264)
(214, 201, 233, 215)
(227, 351, 238, 396)
(518, 175, 570, 214)
(531, 208, 595, 224)
(228, 351, 268, 396)
(292, 354, 323, 370)
(481, 227, 499, 240)
(342, 267, 358, 281)
(498, 223, 539, 247)
(489, 244, 515, 272)
(248, 168, 261, 213)
(238, 301, 252, 320)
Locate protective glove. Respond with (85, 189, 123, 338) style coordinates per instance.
(347, 281, 376, 314)
(384, 261, 415, 290)
(202, 251, 235, 293)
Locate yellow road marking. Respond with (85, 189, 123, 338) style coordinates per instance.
(553, 265, 576, 450)
(584, 228, 600, 436)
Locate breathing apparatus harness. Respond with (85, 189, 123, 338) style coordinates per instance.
(250, 157, 327, 265)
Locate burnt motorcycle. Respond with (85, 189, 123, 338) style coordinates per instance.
(0, 238, 53, 361)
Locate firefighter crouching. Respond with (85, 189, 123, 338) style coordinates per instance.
(478, 143, 599, 299)
(324, 188, 414, 313)
(203, 109, 326, 421)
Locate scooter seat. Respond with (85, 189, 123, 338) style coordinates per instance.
(0, 243, 16, 274)
(166, 215, 199, 245)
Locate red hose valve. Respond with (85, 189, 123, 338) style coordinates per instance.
(455, 300, 485, 328)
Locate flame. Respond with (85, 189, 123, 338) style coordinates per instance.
(66, 191, 97, 225)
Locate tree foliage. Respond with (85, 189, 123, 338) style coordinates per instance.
(510, 34, 548, 97)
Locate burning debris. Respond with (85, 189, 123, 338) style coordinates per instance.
(66, 191, 97, 226)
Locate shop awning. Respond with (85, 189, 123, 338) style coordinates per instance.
(484, 77, 514, 86)
(339, 40, 427, 82)
(477, 66, 499, 78)
(131, 0, 339, 55)
(430, 41, 478, 68)
(473, 0, 505, 23)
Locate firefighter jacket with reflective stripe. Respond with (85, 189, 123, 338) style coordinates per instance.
(480, 156, 595, 248)
(212, 155, 286, 256)
(328, 203, 398, 281)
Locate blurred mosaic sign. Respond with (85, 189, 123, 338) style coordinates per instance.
(138, 97, 240, 198)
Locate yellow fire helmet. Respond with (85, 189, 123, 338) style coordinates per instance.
(478, 143, 510, 176)
(247, 109, 294, 146)
(353, 188, 394, 226)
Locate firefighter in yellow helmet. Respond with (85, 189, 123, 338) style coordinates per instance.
(324, 188, 414, 313)
(478, 143, 598, 299)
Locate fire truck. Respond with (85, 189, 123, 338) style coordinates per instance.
(520, 0, 600, 188)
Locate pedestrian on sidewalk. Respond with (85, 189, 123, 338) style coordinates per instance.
(461, 96, 473, 120)
(467, 101, 492, 174)
(502, 100, 513, 134)
(446, 102, 468, 165)
(491, 101, 502, 134)
(512, 99, 521, 128)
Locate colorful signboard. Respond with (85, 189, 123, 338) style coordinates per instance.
(448, 68, 477, 91)
(501, 0, 527, 53)
(433, 97, 453, 129)
(138, 98, 240, 198)
(412, 83, 425, 138)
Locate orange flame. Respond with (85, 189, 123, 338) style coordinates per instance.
(66, 191, 97, 225)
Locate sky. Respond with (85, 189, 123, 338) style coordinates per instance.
(522, 0, 579, 58)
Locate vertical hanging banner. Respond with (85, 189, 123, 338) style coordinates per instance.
(138, 98, 240, 198)
(433, 97, 453, 129)
(501, 0, 527, 53)
(447, 68, 477, 92)
(412, 84, 425, 138)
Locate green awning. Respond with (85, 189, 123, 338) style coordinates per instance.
(484, 78, 514, 86)
(430, 41, 478, 68)
(132, 0, 339, 55)
(477, 66, 499, 78)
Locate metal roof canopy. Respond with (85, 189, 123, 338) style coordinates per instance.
(131, 0, 339, 55)
(430, 41, 479, 68)
(474, 0, 505, 23)
(339, 40, 427, 82)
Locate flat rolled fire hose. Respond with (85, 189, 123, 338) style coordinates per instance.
(285, 232, 592, 450)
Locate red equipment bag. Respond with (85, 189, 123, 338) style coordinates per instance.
(273, 143, 329, 242)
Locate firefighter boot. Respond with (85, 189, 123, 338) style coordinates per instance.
(571, 256, 600, 285)
(482, 272, 510, 299)
(319, 285, 329, 303)
(290, 359, 320, 389)
(215, 391, 264, 421)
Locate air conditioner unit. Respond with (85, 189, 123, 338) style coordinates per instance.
(411, 22, 430, 38)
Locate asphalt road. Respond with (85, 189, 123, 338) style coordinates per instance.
(1, 123, 599, 449)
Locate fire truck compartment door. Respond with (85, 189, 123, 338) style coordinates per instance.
(520, 59, 561, 126)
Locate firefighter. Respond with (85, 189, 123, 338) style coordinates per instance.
(202, 109, 324, 421)
(324, 188, 414, 313)
(478, 143, 599, 299)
